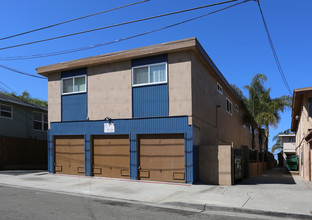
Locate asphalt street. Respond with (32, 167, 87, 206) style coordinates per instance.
(0, 185, 285, 220)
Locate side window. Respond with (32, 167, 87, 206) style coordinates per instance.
(226, 98, 232, 115)
(217, 83, 223, 95)
(62, 75, 86, 95)
(34, 112, 48, 131)
(0, 104, 12, 119)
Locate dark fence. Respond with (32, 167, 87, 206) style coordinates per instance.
(0, 136, 47, 170)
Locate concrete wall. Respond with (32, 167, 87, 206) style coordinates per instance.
(88, 61, 132, 120)
(0, 101, 47, 140)
(190, 51, 252, 148)
(199, 145, 233, 185)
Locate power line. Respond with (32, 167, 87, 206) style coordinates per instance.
(0, 0, 151, 41)
(256, 0, 292, 95)
(0, 64, 46, 79)
(0, 80, 16, 94)
(0, 0, 250, 60)
(0, 0, 241, 51)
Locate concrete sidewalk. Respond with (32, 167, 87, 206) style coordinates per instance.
(0, 168, 311, 219)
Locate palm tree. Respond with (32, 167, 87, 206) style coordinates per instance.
(244, 74, 292, 154)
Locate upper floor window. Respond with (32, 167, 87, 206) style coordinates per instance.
(132, 63, 167, 86)
(33, 112, 48, 131)
(217, 83, 223, 95)
(0, 104, 12, 119)
(226, 98, 232, 115)
(62, 75, 86, 95)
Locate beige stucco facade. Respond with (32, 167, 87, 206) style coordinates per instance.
(291, 88, 312, 181)
(190, 51, 253, 149)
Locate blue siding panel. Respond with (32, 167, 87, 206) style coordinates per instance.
(50, 116, 195, 183)
(61, 93, 87, 121)
(133, 84, 168, 118)
(61, 68, 87, 78)
(132, 54, 168, 67)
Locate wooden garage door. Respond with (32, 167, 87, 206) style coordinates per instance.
(92, 135, 129, 179)
(54, 136, 85, 175)
(139, 134, 185, 183)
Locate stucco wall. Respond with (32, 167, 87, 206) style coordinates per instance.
(88, 61, 132, 120)
(191, 51, 252, 148)
(168, 51, 192, 117)
(48, 72, 61, 125)
(199, 145, 233, 185)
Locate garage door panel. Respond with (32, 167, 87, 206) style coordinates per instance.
(92, 135, 129, 179)
(139, 134, 185, 183)
(94, 146, 129, 155)
(54, 136, 85, 176)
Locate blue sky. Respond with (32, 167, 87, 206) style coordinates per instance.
(0, 0, 311, 152)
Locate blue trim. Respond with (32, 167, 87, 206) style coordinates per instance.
(61, 68, 87, 78)
(49, 116, 194, 183)
(47, 129, 53, 173)
(85, 134, 91, 176)
(132, 54, 168, 67)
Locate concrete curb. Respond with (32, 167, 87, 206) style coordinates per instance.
(166, 202, 312, 219)
(1, 182, 311, 219)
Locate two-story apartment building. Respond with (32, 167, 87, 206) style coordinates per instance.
(0, 93, 47, 170)
(37, 38, 262, 184)
(291, 87, 312, 181)
(278, 133, 296, 167)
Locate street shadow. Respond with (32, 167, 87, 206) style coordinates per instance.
(0, 170, 47, 176)
(236, 168, 296, 185)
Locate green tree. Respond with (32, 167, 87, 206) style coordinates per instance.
(231, 74, 292, 153)
(1, 90, 47, 108)
(243, 74, 292, 154)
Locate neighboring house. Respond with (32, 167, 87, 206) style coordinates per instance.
(278, 133, 296, 167)
(291, 87, 312, 181)
(0, 93, 48, 170)
(37, 37, 266, 185)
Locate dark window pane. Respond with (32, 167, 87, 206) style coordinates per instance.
(44, 114, 48, 122)
(34, 121, 42, 130)
(1, 111, 11, 118)
(1, 105, 11, 112)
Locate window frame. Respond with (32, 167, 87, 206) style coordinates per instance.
(132, 62, 168, 87)
(61, 74, 87, 95)
(217, 82, 223, 95)
(0, 104, 13, 119)
(226, 97, 232, 116)
(33, 111, 48, 132)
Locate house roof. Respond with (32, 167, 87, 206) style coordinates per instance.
(291, 87, 312, 132)
(0, 93, 47, 111)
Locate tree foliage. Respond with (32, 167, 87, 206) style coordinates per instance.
(1, 90, 48, 108)
(232, 73, 292, 153)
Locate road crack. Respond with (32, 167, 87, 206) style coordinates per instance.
(241, 192, 251, 208)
